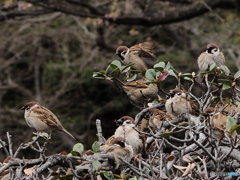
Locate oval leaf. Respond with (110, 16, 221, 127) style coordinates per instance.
(209, 63, 216, 71)
(73, 143, 84, 154)
(227, 117, 236, 133)
(154, 62, 165, 68)
(92, 160, 101, 171)
(92, 141, 100, 153)
(220, 65, 230, 75)
(145, 69, 156, 81)
(234, 70, 240, 80)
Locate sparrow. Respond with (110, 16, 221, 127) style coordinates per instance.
(149, 108, 173, 130)
(165, 89, 199, 118)
(102, 137, 133, 169)
(115, 42, 156, 73)
(104, 116, 136, 146)
(215, 101, 240, 117)
(21, 101, 75, 139)
(113, 77, 158, 105)
(204, 107, 228, 139)
(113, 119, 145, 156)
(197, 43, 225, 72)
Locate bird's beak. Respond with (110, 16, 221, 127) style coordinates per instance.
(116, 118, 124, 125)
(115, 51, 120, 56)
(20, 106, 25, 110)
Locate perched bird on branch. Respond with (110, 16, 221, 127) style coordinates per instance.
(115, 42, 157, 74)
(113, 77, 158, 105)
(197, 43, 225, 72)
(149, 108, 173, 130)
(102, 137, 133, 169)
(165, 89, 199, 118)
(204, 107, 230, 139)
(21, 101, 75, 139)
(113, 119, 145, 157)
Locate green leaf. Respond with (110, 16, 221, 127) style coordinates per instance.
(154, 62, 165, 71)
(145, 69, 156, 81)
(110, 60, 121, 68)
(154, 62, 165, 68)
(102, 171, 114, 180)
(92, 72, 106, 79)
(217, 79, 232, 90)
(92, 141, 100, 153)
(127, 73, 137, 82)
(168, 69, 178, 79)
(234, 70, 240, 80)
(92, 160, 101, 171)
(184, 77, 193, 82)
(159, 132, 173, 138)
(227, 117, 236, 133)
(209, 63, 216, 71)
(70, 151, 79, 156)
(220, 65, 230, 75)
(182, 73, 193, 77)
(229, 124, 240, 135)
(72, 143, 84, 154)
(122, 63, 134, 72)
(165, 61, 177, 72)
(106, 60, 122, 74)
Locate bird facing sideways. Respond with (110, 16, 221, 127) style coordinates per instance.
(113, 119, 145, 156)
(21, 101, 75, 139)
(115, 42, 157, 74)
(197, 43, 225, 72)
(113, 77, 158, 105)
(165, 89, 199, 118)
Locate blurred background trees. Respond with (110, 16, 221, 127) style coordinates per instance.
(0, 0, 240, 160)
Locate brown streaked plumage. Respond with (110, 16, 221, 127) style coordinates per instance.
(114, 77, 158, 105)
(149, 109, 173, 130)
(21, 101, 75, 139)
(102, 137, 133, 169)
(115, 42, 156, 73)
(165, 89, 199, 117)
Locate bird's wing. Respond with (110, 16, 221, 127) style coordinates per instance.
(31, 106, 61, 128)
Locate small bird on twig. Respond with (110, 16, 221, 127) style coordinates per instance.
(113, 119, 145, 156)
(102, 137, 133, 169)
(113, 77, 158, 105)
(21, 101, 75, 139)
(165, 89, 199, 118)
(197, 43, 225, 72)
(115, 42, 157, 74)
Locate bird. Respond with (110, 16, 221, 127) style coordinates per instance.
(115, 42, 157, 74)
(113, 77, 158, 105)
(204, 107, 229, 139)
(197, 43, 225, 72)
(149, 108, 173, 130)
(102, 137, 133, 169)
(104, 116, 136, 147)
(113, 119, 145, 156)
(21, 101, 75, 139)
(165, 89, 199, 118)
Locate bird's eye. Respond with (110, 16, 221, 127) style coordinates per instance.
(26, 106, 30, 110)
(213, 49, 217, 52)
(122, 51, 127, 55)
(177, 93, 181, 95)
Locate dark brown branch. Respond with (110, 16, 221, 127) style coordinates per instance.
(6, 0, 236, 26)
